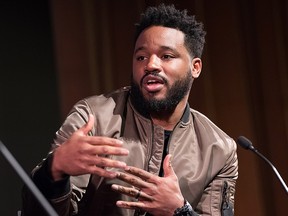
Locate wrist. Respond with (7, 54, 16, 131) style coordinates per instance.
(173, 200, 193, 216)
(50, 150, 68, 181)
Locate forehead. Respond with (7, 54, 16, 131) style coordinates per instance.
(135, 26, 186, 51)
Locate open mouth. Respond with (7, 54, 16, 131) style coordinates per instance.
(142, 75, 165, 93)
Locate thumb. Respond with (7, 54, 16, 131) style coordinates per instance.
(80, 114, 95, 135)
(163, 154, 176, 178)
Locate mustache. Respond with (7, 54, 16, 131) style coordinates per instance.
(140, 71, 168, 85)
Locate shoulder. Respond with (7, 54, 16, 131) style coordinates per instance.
(57, 87, 130, 138)
(63, 87, 130, 125)
(70, 87, 130, 114)
(83, 86, 130, 107)
(190, 109, 237, 154)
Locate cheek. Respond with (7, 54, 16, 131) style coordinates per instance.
(133, 58, 148, 82)
(166, 67, 187, 81)
(166, 60, 190, 77)
(132, 66, 143, 84)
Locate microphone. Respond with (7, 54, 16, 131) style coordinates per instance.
(0, 140, 58, 216)
(237, 136, 288, 194)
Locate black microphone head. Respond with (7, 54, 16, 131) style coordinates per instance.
(237, 136, 288, 193)
(237, 136, 255, 150)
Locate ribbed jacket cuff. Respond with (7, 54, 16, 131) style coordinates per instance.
(32, 154, 70, 199)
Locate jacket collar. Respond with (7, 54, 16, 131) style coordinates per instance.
(129, 91, 190, 125)
(181, 103, 190, 124)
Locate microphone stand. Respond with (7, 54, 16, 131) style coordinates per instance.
(237, 136, 288, 194)
(251, 147, 288, 194)
(0, 140, 58, 216)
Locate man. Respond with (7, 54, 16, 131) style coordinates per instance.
(22, 4, 238, 216)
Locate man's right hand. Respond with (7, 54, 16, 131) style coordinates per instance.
(51, 114, 129, 181)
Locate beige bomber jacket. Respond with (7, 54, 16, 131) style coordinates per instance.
(22, 87, 238, 216)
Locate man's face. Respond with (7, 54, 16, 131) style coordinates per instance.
(131, 26, 198, 113)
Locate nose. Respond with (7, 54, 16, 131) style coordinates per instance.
(145, 55, 161, 72)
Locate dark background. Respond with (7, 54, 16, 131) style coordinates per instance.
(0, 1, 60, 215)
(0, 0, 287, 215)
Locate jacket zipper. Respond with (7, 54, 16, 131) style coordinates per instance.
(221, 181, 230, 211)
(147, 122, 154, 172)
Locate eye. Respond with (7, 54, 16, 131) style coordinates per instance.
(136, 56, 146, 61)
(162, 54, 174, 60)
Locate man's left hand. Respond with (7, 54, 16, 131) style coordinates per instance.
(111, 154, 185, 216)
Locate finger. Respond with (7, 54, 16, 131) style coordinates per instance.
(163, 154, 175, 178)
(87, 136, 126, 148)
(82, 144, 129, 156)
(87, 165, 119, 178)
(88, 155, 127, 169)
(124, 166, 156, 183)
(116, 172, 149, 188)
(115, 200, 146, 210)
(111, 184, 154, 201)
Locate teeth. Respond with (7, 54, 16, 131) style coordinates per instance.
(147, 80, 157, 84)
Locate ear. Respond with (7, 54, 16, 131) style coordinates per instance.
(191, 58, 202, 78)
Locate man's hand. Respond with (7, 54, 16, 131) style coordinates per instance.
(111, 154, 184, 216)
(51, 114, 129, 181)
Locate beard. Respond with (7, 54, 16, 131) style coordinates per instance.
(130, 71, 193, 115)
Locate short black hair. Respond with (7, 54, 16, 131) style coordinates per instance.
(135, 4, 206, 58)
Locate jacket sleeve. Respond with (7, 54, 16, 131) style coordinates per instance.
(195, 138, 238, 216)
(21, 153, 74, 216)
(21, 100, 93, 216)
(173, 200, 200, 216)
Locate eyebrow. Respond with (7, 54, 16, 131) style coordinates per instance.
(134, 45, 179, 55)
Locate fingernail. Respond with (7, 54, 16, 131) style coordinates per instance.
(111, 184, 118, 190)
(122, 149, 129, 154)
(119, 162, 127, 167)
(116, 139, 124, 144)
(110, 172, 118, 178)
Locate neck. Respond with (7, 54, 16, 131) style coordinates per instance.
(151, 100, 187, 131)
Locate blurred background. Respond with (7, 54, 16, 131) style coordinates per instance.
(0, 0, 287, 215)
